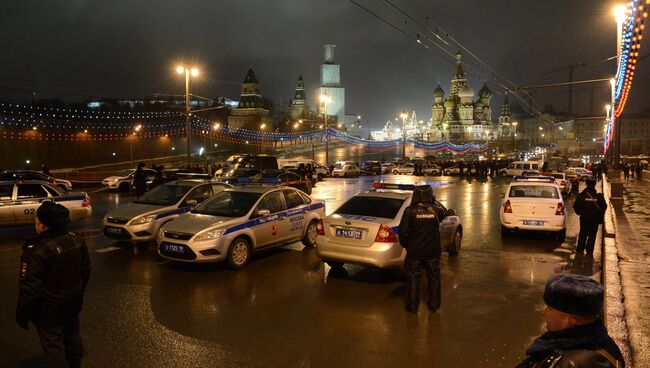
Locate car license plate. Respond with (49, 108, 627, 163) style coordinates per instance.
(523, 220, 544, 226)
(335, 229, 362, 239)
(106, 227, 123, 234)
(163, 243, 185, 254)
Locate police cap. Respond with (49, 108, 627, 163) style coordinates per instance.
(36, 201, 70, 230)
(543, 274, 603, 317)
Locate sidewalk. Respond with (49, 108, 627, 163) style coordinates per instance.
(603, 174, 650, 368)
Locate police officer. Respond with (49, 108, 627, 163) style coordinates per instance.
(573, 179, 607, 255)
(16, 201, 91, 368)
(516, 274, 624, 367)
(398, 185, 445, 313)
(133, 162, 147, 198)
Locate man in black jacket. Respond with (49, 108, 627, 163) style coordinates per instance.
(398, 185, 445, 314)
(573, 179, 607, 255)
(516, 274, 624, 368)
(16, 201, 91, 368)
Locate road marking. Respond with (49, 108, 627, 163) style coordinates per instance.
(95, 246, 122, 253)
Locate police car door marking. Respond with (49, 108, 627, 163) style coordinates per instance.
(155, 206, 191, 220)
(223, 203, 321, 235)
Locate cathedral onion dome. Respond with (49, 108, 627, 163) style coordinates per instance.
(475, 100, 484, 108)
(434, 84, 444, 97)
(478, 82, 492, 99)
(458, 84, 474, 98)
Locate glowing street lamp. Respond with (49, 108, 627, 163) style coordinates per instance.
(177, 65, 199, 165)
(320, 91, 332, 164)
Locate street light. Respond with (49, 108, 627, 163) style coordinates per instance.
(320, 92, 332, 165)
(400, 110, 408, 159)
(177, 65, 199, 165)
(512, 122, 518, 152)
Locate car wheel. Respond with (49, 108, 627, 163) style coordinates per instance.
(226, 237, 251, 269)
(444, 170, 451, 176)
(317, 173, 324, 181)
(302, 221, 318, 247)
(448, 229, 462, 255)
(325, 260, 343, 268)
(118, 182, 130, 192)
(305, 185, 312, 195)
(554, 229, 566, 242)
(392, 170, 399, 175)
(343, 172, 348, 178)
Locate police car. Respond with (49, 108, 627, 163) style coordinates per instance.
(157, 183, 325, 267)
(500, 176, 567, 240)
(103, 180, 231, 242)
(0, 180, 91, 226)
(316, 183, 462, 269)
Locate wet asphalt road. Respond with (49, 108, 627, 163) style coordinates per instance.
(0, 175, 594, 368)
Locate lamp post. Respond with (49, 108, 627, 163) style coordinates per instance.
(611, 5, 626, 167)
(130, 124, 142, 162)
(177, 66, 199, 166)
(400, 110, 408, 159)
(512, 122, 518, 152)
(320, 92, 332, 165)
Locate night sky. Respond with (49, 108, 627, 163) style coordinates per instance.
(1, 0, 645, 128)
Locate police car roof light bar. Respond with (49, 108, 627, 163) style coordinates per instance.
(372, 183, 418, 191)
(513, 176, 556, 182)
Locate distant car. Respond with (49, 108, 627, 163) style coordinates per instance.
(102, 169, 157, 191)
(0, 170, 72, 191)
(331, 164, 361, 178)
(360, 161, 382, 175)
(157, 185, 325, 267)
(103, 180, 231, 242)
(0, 180, 91, 226)
(280, 160, 328, 181)
(538, 172, 571, 196)
(392, 163, 416, 175)
(500, 176, 566, 240)
(250, 170, 312, 195)
(499, 161, 543, 177)
(380, 163, 396, 174)
(565, 167, 592, 181)
(316, 183, 462, 269)
(442, 166, 465, 176)
(423, 164, 442, 176)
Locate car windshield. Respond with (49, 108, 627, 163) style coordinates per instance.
(192, 191, 262, 217)
(334, 164, 343, 169)
(509, 185, 559, 199)
(118, 170, 134, 177)
(133, 184, 193, 206)
(335, 196, 405, 219)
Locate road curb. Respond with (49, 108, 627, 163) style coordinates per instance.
(602, 175, 633, 367)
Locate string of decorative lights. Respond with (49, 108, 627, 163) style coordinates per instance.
(605, 0, 648, 152)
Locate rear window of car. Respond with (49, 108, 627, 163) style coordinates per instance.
(509, 185, 559, 199)
(335, 196, 405, 219)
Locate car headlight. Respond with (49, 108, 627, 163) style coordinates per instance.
(130, 214, 157, 225)
(194, 229, 225, 241)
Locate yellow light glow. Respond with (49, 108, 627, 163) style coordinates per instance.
(213, 123, 221, 130)
(614, 4, 627, 23)
(260, 123, 266, 129)
(293, 123, 299, 129)
(191, 68, 199, 77)
(176, 66, 185, 74)
(319, 93, 331, 104)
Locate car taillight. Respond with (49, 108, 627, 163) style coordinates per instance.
(503, 200, 512, 213)
(82, 196, 90, 207)
(375, 224, 398, 243)
(555, 202, 564, 216)
(316, 219, 325, 236)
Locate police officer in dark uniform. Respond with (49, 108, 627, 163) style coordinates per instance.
(16, 201, 91, 368)
(516, 274, 624, 368)
(133, 162, 147, 198)
(573, 179, 607, 255)
(398, 185, 445, 313)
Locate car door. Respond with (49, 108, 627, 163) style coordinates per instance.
(282, 189, 308, 241)
(435, 201, 453, 248)
(0, 184, 15, 225)
(251, 191, 288, 248)
(14, 184, 51, 225)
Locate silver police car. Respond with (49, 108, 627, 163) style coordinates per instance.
(103, 180, 231, 242)
(157, 185, 325, 267)
(316, 183, 462, 269)
(0, 180, 92, 226)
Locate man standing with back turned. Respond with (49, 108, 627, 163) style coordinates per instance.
(16, 201, 91, 368)
(573, 179, 607, 255)
(398, 185, 444, 314)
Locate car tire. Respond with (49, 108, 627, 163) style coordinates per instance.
(444, 170, 451, 176)
(302, 221, 318, 247)
(305, 185, 312, 195)
(500, 171, 507, 177)
(554, 229, 566, 242)
(226, 237, 251, 269)
(118, 182, 130, 192)
(392, 170, 399, 175)
(448, 229, 462, 255)
(325, 260, 343, 268)
(318, 173, 325, 181)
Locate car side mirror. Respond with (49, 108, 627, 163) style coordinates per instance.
(446, 209, 456, 216)
(186, 199, 198, 207)
(257, 209, 271, 217)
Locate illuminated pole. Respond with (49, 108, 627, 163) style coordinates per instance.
(512, 122, 518, 152)
(177, 66, 199, 165)
(400, 110, 408, 159)
(320, 92, 331, 165)
(612, 5, 626, 166)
